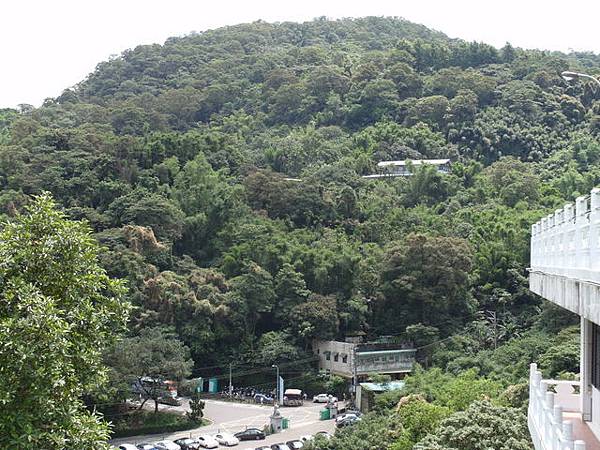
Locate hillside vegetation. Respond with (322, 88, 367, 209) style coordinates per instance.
(1, 16, 599, 447)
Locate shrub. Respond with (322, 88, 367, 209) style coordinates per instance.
(110, 410, 202, 438)
(414, 400, 531, 450)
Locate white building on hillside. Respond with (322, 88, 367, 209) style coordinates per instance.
(313, 339, 416, 379)
(528, 187, 600, 450)
(362, 159, 451, 178)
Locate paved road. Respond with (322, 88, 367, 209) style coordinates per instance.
(110, 399, 338, 448)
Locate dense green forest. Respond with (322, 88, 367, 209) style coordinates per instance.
(1, 16, 600, 448)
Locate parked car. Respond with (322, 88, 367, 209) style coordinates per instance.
(286, 440, 304, 449)
(336, 414, 362, 428)
(255, 447, 271, 450)
(119, 445, 139, 450)
(345, 409, 362, 417)
(154, 441, 181, 450)
(137, 444, 160, 450)
(270, 444, 291, 450)
(174, 438, 202, 450)
(196, 435, 219, 449)
(253, 393, 273, 404)
(214, 432, 240, 446)
(159, 396, 182, 406)
(315, 431, 332, 439)
(299, 435, 313, 443)
(312, 394, 337, 403)
(335, 412, 360, 424)
(234, 428, 266, 441)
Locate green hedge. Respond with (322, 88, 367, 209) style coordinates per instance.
(110, 411, 205, 438)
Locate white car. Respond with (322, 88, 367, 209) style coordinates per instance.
(118, 445, 138, 450)
(315, 431, 332, 440)
(312, 394, 338, 403)
(271, 444, 291, 450)
(299, 435, 313, 443)
(197, 435, 219, 449)
(154, 441, 181, 450)
(214, 432, 239, 446)
(336, 412, 359, 423)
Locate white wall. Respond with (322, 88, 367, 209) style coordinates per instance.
(589, 386, 600, 440)
(529, 271, 600, 326)
(313, 340, 355, 377)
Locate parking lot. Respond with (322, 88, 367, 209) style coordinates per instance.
(110, 399, 339, 448)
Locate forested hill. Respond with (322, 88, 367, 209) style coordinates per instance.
(1, 16, 600, 373)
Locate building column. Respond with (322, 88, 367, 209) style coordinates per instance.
(582, 316, 593, 421)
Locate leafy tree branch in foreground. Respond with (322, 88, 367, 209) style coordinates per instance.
(0, 193, 130, 449)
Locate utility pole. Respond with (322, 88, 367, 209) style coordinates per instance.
(352, 345, 358, 406)
(486, 310, 498, 350)
(228, 363, 233, 397)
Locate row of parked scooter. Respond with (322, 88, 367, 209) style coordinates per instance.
(219, 388, 275, 404)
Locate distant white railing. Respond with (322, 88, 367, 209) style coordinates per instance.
(531, 188, 600, 284)
(529, 363, 586, 450)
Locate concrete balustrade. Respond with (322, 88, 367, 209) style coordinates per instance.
(530, 190, 600, 279)
(530, 188, 600, 322)
(529, 363, 586, 450)
(529, 191, 600, 450)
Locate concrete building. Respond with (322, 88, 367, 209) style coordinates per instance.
(356, 381, 405, 412)
(528, 187, 600, 450)
(313, 339, 416, 379)
(362, 159, 451, 179)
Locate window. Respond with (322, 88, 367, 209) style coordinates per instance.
(334, 353, 339, 362)
(342, 355, 348, 364)
(593, 323, 600, 389)
(325, 352, 331, 361)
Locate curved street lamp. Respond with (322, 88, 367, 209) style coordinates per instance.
(561, 71, 600, 88)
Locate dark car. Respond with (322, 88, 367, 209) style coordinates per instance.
(234, 427, 266, 441)
(286, 440, 304, 449)
(174, 438, 201, 450)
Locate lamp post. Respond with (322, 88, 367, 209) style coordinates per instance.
(561, 71, 600, 88)
(228, 363, 233, 397)
(272, 364, 279, 405)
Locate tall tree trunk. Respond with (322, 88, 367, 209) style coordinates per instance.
(138, 397, 148, 410)
(154, 398, 159, 413)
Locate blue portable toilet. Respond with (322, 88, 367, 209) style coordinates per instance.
(209, 377, 218, 393)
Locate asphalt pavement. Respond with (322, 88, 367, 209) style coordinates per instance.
(110, 399, 338, 448)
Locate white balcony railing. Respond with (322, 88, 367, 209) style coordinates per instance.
(530, 188, 600, 284)
(529, 363, 586, 450)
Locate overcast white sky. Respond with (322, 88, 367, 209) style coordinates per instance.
(1, 0, 599, 108)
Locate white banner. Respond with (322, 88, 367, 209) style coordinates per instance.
(278, 376, 284, 405)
